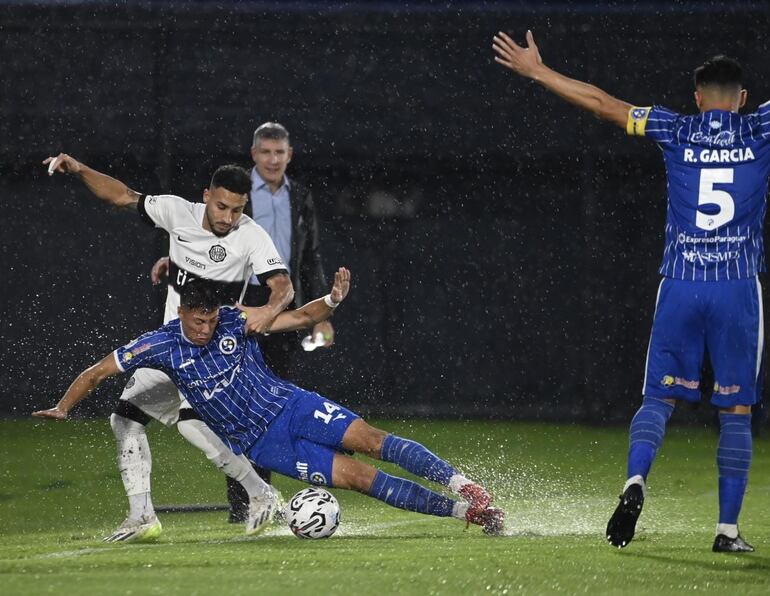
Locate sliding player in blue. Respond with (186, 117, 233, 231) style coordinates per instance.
(33, 268, 504, 536)
(494, 31, 770, 552)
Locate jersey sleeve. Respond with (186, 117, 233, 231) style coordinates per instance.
(626, 105, 679, 143)
(247, 223, 290, 284)
(113, 329, 173, 373)
(757, 100, 770, 138)
(137, 194, 190, 231)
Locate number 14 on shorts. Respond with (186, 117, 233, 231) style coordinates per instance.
(314, 401, 346, 424)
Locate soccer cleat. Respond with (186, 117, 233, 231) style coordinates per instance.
(606, 483, 644, 548)
(466, 506, 505, 536)
(270, 486, 287, 523)
(458, 482, 492, 510)
(104, 515, 162, 543)
(246, 491, 279, 536)
(712, 534, 755, 553)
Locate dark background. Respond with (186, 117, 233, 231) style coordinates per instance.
(2, 1, 768, 423)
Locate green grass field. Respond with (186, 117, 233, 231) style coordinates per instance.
(2, 419, 770, 595)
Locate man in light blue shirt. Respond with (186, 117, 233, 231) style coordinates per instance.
(233, 122, 335, 520)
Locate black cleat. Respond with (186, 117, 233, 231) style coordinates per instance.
(712, 534, 754, 553)
(606, 483, 644, 548)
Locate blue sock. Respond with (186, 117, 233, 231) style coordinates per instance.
(717, 413, 752, 525)
(380, 434, 458, 485)
(368, 470, 455, 517)
(627, 397, 674, 480)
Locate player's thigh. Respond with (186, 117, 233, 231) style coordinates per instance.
(119, 368, 183, 426)
(288, 390, 360, 449)
(644, 279, 708, 401)
(707, 278, 762, 407)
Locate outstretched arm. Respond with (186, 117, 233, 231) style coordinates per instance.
(493, 30, 631, 129)
(43, 153, 141, 209)
(239, 267, 351, 334)
(32, 353, 121, 420)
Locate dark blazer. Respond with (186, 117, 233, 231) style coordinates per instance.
(243, 177, 327, 307)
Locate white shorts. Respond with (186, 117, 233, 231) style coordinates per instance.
(119, 368, 192, 426)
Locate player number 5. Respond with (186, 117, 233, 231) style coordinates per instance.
(696, 168, 734, 230)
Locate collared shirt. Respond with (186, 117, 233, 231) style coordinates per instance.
(249, 168, 292, 285)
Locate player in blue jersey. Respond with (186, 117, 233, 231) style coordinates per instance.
(33, 269, 505, 536)
(494, 31, 770, 552)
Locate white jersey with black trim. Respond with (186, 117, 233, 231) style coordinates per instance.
(138, 194, 287, 322)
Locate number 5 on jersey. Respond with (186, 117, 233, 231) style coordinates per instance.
(314, 401, 346, 424)
(696, 168, 734, 230)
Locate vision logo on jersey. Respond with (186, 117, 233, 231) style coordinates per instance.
(185, 256, 206, 270)
(267, 257, 283, 266)
(209, 245, 227, 263)
(218, 335, 237, 354)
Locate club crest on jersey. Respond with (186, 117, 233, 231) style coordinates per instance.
(310, 472, 327, 486)
(209, 245, 227, 263)
(218, 335, 237, 354)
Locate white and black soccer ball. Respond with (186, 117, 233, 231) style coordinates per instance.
(286, 487, 340, 539)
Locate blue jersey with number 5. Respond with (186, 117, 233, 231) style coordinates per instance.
(628, 102, 770, 281)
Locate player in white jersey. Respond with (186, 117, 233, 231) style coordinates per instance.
(493, 32, 770, 552)
(44, 154, 294, 541)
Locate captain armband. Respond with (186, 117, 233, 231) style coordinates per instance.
(627, 106, 652, 136)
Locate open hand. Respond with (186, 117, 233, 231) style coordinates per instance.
(492, 30, 544, 79)
(329, 267, 351, 305)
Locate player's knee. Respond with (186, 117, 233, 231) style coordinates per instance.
(343, 419, 387, 457)
(720, 404, 752, 415)
(332, 456, 377, 492)
(110, 412, 146, 436)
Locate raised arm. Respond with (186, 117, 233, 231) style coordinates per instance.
(239, 267, 350, 334)
(493, 30, 631, 129)
(32, 353, 122, 420)
(43, 153, 141, 209)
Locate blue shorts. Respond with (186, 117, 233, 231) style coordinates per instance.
(643, 277, 764, 407)
(246, 388, 359, 487)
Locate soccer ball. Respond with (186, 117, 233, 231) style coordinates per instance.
(286, 487, 340, 539)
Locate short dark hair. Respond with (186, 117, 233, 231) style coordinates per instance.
(179, 281, 223, 312)
(694, 55, 743, 90)
(210, 164, 251, 195)
(252, 122, 290, 148)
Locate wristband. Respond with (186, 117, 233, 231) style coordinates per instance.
(323, 294, 339, 309)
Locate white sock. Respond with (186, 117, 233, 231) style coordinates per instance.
(128, 492, 155, 521)
(448, 474, 473, 493)
(623, 475, 647, 497)
(177, 418, 270, 499)
(451, 501, 469, 520)
(716, 523, 739, 539)
(110, 414, 154, 519)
